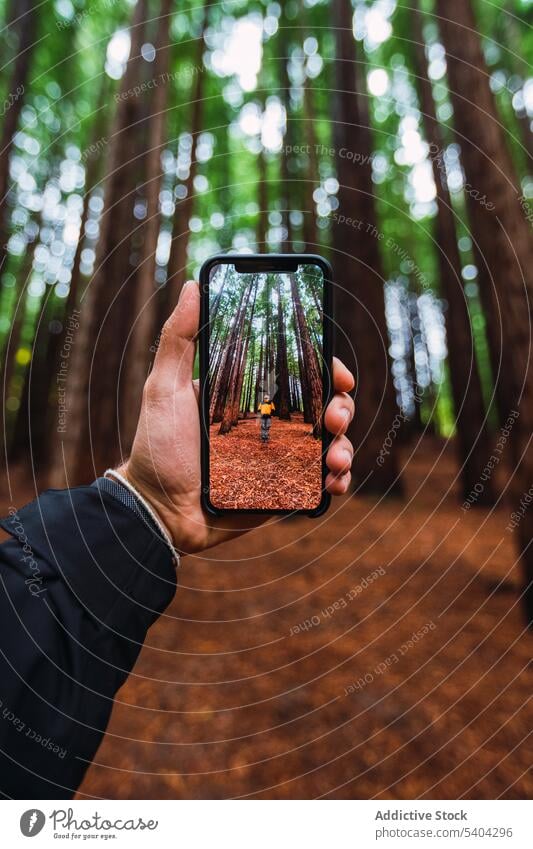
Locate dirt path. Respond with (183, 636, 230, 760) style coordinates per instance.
(209, 415, 322, 511)
(2, 439, 531, 799)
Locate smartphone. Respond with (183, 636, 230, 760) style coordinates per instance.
(199, 253, 333, 516)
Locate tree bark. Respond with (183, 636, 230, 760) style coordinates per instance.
(302, 77, 319, 251)
(218, 280, 254, 434)
(412, 3, 494, 503)
(275, 277, 291, 419)
(49, 0, 149, 486)
(122, 0, 173, 451)
(162, 0, 208, 317)
(0, 0, 38, 293)
(331, 0, 401, 492)
(291, 273, 321, 436)
(436, 0, 533, 621)
(278, 16, 294, 252)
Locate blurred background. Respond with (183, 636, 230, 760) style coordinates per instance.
(0, 0, 532, 798)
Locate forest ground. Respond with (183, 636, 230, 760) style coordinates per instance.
(209, 413, 322, 511)
(2, 436, 531, 800)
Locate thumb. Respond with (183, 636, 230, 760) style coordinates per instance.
(152, 280, 200, 387)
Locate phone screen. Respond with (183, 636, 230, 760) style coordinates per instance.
(207, 261, 326, 511)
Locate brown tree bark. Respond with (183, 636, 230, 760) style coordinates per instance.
(0, 0, 38, 293)
(302, 77, 320, 251)
(257, 146, 269, 251)
(436, 0, 533, 621)
(275, 277, 291, 419)
(218, 280, 254, 434)
(162, 0, 208, 317)
(230, 282, 258, 426)
(412, 3, 494, 503)
(49, 0, 149, 486)
(122, 0, 173, 451)
(254, 328, 264, 411)
(278, 15, 294, 252)
(291, 273, 321, 437)
(210, 280, 250, 423)
(9, 285, 58, 469)
(0, 247, 34, 455)
(293, 311, 311, 423)
(331, 0, 401, 492)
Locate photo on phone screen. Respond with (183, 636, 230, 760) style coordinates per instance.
(205, 260, 328, 512)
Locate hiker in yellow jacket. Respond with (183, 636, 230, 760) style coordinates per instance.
(258, 395, 275, 442)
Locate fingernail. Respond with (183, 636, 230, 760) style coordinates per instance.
(341, 407, 351, 420)
(342, 450, 353, 466)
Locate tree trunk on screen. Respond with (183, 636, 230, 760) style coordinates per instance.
(412, 3, 494, 504)
(122, 0, 173, 452)
(293, 312, 311, 423)
(302, 78, 319, 251)
(231, 279, 258, 425)
(163, 0, 208, 317)
(436, 0, 533, 622)
(48, 0, 148, 486)
(331, 0, 401, 492)
(211, 281, 249, 423)
(276, 278, 291, 419)
(218, 281, 254, 434)
(0, 0, 38, 294)
(291, 273, 321, 437)
(254, 330, 264, 411)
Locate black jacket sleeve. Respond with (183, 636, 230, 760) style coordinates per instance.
(0, 485, 176, 799)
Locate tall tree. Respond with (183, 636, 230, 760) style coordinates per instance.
(275, 276, 291, 419)
(122, 0, 174, 450)
(162, 0, 208, 317)
(412, 3, 494, 503)
(301, 75, 320, 251)
(331, 0, 401, 492)
(291, 272, 321, 436)
(49, 0, 149, 485)
(0, 0, 38, 292)
(278, 16, 294, 252)
(436, 0, 533, 620)
(217, 277, 254, 434)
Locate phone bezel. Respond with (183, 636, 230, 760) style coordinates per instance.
(199, 253, 334, 517)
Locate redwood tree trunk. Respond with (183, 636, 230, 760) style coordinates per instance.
(413, 3, 494, 504)
(275, 277, 291, 419)
(163, 0, 208, 317)
(278, 17, 294, 252)
(0, 0, 38, 293)
(302, 77, 319, 251)
(291, 273, 321, 437)
(331, 0, 401, 492)
(436, 0, 533, 622)
(122, 0, 173, 451)
(49, 0, 149, 485)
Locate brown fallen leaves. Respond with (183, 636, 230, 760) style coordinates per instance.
(209, 414, 322, 510)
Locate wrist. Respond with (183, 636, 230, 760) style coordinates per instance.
(108, 465, 182, 558)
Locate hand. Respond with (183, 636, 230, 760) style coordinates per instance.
(118, 280, 355, 555)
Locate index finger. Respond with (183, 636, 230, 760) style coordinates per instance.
(332, 356, 355, 393)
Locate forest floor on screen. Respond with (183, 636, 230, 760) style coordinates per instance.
(209, 414, 322, 511)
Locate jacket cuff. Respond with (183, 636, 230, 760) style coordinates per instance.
(0, 486, 176, 636)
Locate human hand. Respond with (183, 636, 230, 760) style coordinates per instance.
(118, 280, 355, 555)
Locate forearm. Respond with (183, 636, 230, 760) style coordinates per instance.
(0, 483, 176, 798)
